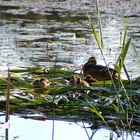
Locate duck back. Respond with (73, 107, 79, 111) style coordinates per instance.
(83, 63, 117, 81)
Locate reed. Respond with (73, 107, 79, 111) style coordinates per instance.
(5, 68, 11, 123)
(114, 21, 132, 78)
(86, 0, 134, 138)
(5, 68, 11, 140)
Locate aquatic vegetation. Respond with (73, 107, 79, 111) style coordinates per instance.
(85, 2, 140, 137)
(0, 1, 139, 140)
(0, 66, 140, 137)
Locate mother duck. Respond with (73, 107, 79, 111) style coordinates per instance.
(82, 57, 118, 81)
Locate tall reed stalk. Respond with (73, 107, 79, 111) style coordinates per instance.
(5, 68, 11, 140)
(85, 0, 133, 136)
(95, 0, 104, 48)
(5, 68, 11, 122)
(51, 52, 59, 140)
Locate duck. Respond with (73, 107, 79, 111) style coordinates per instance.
(76, 77, 90, 87)
(32, 78, 40, 87)
(32, 78, 50, 88)
(84, 75, 97, 84)
(69, 76, 89, 87)
(69, 75, 78, 86)
(82, 57, 118, 81)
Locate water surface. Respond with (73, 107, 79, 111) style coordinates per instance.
(0, 115, 139, 140)
(0, 0, 140, 140)
(0, 0, 140, 78)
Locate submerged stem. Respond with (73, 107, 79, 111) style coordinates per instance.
(5, 68, 10, 123)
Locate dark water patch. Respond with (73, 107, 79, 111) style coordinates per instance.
(0, 4, 20, 11)
(0, 11, 47, 21)
(17, 36, 59, 42)
(0, 1, 95, 22)
(124, 14, 140, 18)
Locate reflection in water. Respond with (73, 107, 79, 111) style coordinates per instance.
(5, 129, 8, 140)
(0, 115, 139, 140)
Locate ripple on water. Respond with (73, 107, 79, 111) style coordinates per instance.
(0, 0, 140, 79)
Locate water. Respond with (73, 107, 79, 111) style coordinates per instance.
(0, 0, 140, 139)
(0, 0, 140, 78)
(0, 115, 139, 140)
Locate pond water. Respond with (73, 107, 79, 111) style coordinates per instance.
(0, 0, 140, 78)
(0, 0, 140, 140)
(0, 115, 139, 140)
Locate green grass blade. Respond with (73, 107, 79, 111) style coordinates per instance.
(122, 23, 128, 48)
(118, 36, 132, 72)
(87, 15, 103, 51)
(115, 22, 132, 74)
(89, 106, 108, 126)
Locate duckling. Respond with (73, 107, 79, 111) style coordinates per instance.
(39, 78, 50, 88)
(82, 57, 118, 81)
(77, 77, 90, 87)
(32, 78, 50, 88)
(84, 75, 97, 84)
(69, 76, 89, 87)
(69, 76, 78, 86)
(32, 79, 40, 87)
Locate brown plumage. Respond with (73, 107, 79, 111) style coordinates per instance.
(77, 77, 90, 87)
(69, 76, 89, 87)
(84, 75, 97, 84)
(82, 57, 118, 81)
(32, 78, 50, 88)
(69, 76, 78, 86)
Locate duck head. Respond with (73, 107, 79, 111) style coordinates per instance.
(88, 57, 97, 65)
(39, 78, 50, 88)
